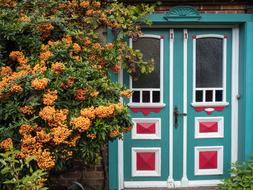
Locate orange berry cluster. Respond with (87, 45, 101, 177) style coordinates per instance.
(120, 90, 132, 99)
(39, 106, 68, 127)
(9, 51, 28, 65)
(74, 88, 87, 101)
(43, 90, 58, 106)
(51, 62, 65, 74)
(0, 66, 12, 76)
(18, 14, 31, 22)
(18, 106, 34, 115)
(37, 23, 54, 39)
(51, 126, 72, 145)
(31, 78, 49, 90)
(0, 138, 13, 150)
(10, 84, 23, 93)
(71, 116, 91, 132)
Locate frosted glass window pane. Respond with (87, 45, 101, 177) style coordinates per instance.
(196, 38, 223, 88)
(132, 37, 160, 88)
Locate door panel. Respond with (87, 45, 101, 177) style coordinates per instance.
(123, 28, 233, 187)
(186, 28, 232, 180)
(123, 30, 170, 182)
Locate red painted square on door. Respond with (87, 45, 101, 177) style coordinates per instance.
(199, 122, 218, 133)
(136, 123, 156, 134)
(136, 152, 156, 171)
(199, 151, 218, 169)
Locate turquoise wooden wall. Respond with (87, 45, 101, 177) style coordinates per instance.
(108, 12, 253, 189)
(243, 21, 253, 160)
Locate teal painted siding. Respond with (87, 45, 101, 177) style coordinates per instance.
(244, 22, 253, 160)
(109, 141, 119, 190)
(238, 24, 246, 162)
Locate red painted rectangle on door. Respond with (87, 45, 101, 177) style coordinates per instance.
(199, 122, 218, 133)
(136, 123, 156, 134)
(199, 151, 218, 169)
(136, 152, 156, 171)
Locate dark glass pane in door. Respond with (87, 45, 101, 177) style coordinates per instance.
(196, 90, 203, 102)
(196, 38, 223, 88)
(206, 90, 213, 102)
(152, 91, 160, 103)
(142, 91, 150, 103)
(132, 91, 140, 103)
(215, 90, 223, 102)
(132, 37, 160, 88)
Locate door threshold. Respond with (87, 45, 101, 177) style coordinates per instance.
(125, 187, 217, 190)
(124, 180, 220, 189)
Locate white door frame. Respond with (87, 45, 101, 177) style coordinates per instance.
(119, 27, 239, 189)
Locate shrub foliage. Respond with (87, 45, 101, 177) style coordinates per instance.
(0, 0, 154, 183)
(0, 148, 48, 190)
(219, 158, 253, 190)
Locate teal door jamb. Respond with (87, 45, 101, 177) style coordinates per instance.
(242, 22, 253, 161)
(108, 11, 253, 190)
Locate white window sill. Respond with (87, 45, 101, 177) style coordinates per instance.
(191, 102, 229, 107)
(128, 103, 166, 108)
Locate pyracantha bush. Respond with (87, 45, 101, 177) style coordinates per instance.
(0, 0, 154, 181)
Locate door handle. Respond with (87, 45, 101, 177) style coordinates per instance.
(173, 106, 187, 128)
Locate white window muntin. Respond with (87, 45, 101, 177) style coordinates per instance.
(194, 146, 224, 176)
(132, 118, 161, 139)
(192, 34, 228, 106)
(129, 34, 164, 106)
(132, 147, 161, 177)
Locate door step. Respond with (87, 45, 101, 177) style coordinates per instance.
(125, 187, 218, 190)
